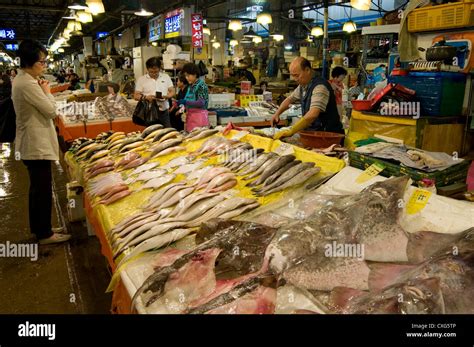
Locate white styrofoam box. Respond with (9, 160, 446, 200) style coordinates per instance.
(208, 93, 235, 109)
(300, 47, 318, 54)
(242, 116, 267, 122)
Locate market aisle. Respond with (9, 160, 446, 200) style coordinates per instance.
(0, 143, 112, 313)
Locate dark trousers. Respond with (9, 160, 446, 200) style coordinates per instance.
(23, 160, 53, 240)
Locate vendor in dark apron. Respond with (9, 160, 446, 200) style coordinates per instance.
(271, 57, 344, 139)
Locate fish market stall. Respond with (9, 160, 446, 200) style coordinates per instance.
(63, 127, 345, 313)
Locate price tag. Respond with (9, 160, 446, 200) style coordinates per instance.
(406, 189, 431, 215)
(355, 163, 385, 184)
(231, 131, 249, 140)
(273, 142, 295, 156)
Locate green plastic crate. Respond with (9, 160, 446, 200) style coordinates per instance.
(349, 151, 471, 187)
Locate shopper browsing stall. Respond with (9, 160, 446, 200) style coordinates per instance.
(11, 39, 70, 245)
(179, 62, 209, 132)
(134, 57, 174, 127)
(271, 57, 344, 139)
(169, 73, 189, 131)
(329, 66, 348, 118)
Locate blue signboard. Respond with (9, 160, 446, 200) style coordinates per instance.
(164, 9, 183, 39)
(96, 32, 108, 39)
(149, 15, 163, 42)
(5, 43, 18, 51)
(0, 28, 16, 40)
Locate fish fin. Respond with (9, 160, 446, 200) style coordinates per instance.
(367, 262, 417, 292)
(407, 230, 467, 263)
(329, 287, 366, 312)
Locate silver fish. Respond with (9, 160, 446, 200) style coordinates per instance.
(173, 194, 227, 221)
(257, 167, 320, 196)
(204, 173, 236, 192)
(150, 139, 183, 157)
(109, 211, 156, 235)
(238, 152, 276, 176)
(139, 174, 176, 191)
(152, 146, 184, 158)
(167, 192, 219, 218)
(184, 129, 219, 142)
(152, 128, 177, 142)
(132, 161, 161, 175)
(151, 187, 196, 210)
(141, 124, 164, 139)
(144, 183, 188, 210)
(174, 161, 205, 175)
(112, 214, 161, 240)
(161, 156, 190, 170)
(247, 155, 296, 187)
(244, 154, 280, 180)
(218, 202, 260, 219)
(261, 162, 316, 193)
(260, 160, 301, 188)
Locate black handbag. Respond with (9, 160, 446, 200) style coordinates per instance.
(132, 98, 171, 127)
(198, 61, 209, 77)
(0, 98, 16, 143)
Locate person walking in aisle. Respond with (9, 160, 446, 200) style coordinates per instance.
(12, 39, 70, 245)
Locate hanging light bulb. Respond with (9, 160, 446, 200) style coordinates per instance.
(86, 0, 105, 15)
(134, 8, 153, 16)
(74, 21, 82, 31)
(256, 12, 272, 25)
(151, 42, 158, 46)
(68, 0, 88, 10)
(350, 0, 371, 11)
(343, 20, 357, 33)
(253, 36, 262, 44)
(77, 10, 93, 23)
(311, 26, 324, 37)
(212, 42, 221, 49)
(63, 29, 71, 39)
(228, 19, 242, 31)
(203, 26, 211, 36)
(58, 48, 65, 53)
(271, 34, 284, 41)
(229, 39, 239, 46)
(67, 20, 76, 31)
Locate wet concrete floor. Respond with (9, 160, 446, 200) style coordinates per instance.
(0, 143, 112, 313)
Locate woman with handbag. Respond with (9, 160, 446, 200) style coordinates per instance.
(178, 63, 209, 132)
(133, 57, 174, 127)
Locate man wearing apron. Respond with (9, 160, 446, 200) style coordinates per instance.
(271, 57, 344, 139)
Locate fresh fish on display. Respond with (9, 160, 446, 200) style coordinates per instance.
(260, 162, 315, 192)
(117, 228, 194, 267)
(131, 161, 161, 175)
(258, 160, 301, 188)
(161, 156, 190, 170)
(119, 156, 149, 171)
(110, 211, 157, 237)
(244, 154, 280, 180)
(126, 169, 167, 184)
(86, 165, 114, 179)
(256, 167, 320, 196)
(141, 124, 164, 139)
(112, 214, 162, 241)
(144, 129, 165, 142)
(88, 172, 124, 196)
(184, 129, 219, 142)
(204, 173, 236, 192)
(139, 174, 176, 191)
(195, 167, 232, 188)
(174, 161, 205, 175)
(86, 159, 115, 174)
(329, 277, 446, 314)
(100, 189, 132, 205)
(150, 146, 184, 158)
(88, 150, 110, 163)
(144, 182, 187, 209)
(228, 149, 264, 171)
(132, 220, 277, 312)
(150, 139, 183, 157)
(79, 144, 108, 160)
(119, 140, 145, 153)
(144, 185, 194, 211)
(186, 166, 213, 182)
(115, 152, 140, 168)
(247, 155, 296, 187)
(152, 128, 178, 143)
(98, 184, 129, 200)
(206, 179, 237, 193)
(238, 152, 277, 176)
(205, 286, 277, 314)
(218, 202, 260, 219)
(167, 192, 219, 218)
(116, 137, 143, 152)
(155, 131, 181, 144)
(76, 142, 99, 157)
(112, 220, 162, 251)
(150, 187, 196, 210)
(191, 136, 227, 156)
(171, 194, 227, 222)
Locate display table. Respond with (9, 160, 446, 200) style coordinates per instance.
(55, 116, 145, 142)
(347, 110, 465, 154)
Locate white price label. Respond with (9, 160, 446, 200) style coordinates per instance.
(273, 143, 295, 156)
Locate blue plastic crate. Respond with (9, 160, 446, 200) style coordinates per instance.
(389, 72, 466, 117)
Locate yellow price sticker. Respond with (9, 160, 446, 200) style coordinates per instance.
(406, 189, 432, 215)
(355, 163, 385, 184)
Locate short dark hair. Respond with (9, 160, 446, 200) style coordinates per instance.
(146, 57, 162, 69)
(107, 82, 120, 93)
(10, 69, 17, 75)
(182, 63, 200, 77)
(260, 81, 268, 88)
(178, 73, 188, 85)
(17, 39, 48, 68)
(331, 66, 348, 78)
(299, 58, 312, 70)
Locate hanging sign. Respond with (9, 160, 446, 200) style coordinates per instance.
(165, 8, 184, 39)
(191, 13, 203, 48)
(148, 15, 163, 42)
(0, 28, 16, 40)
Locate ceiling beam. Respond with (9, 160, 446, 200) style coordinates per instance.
(0, 4, 64, 12)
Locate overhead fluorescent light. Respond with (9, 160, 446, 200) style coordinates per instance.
(134, 8, 153, 16)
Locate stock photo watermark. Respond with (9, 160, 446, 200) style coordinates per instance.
(18, 321, 55, 341)
(380, 100, 421, 119)
(324, 241, 365, 261)
(0, 241, 38, 261)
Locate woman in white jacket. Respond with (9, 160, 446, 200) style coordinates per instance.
(12, 40, 70, 245)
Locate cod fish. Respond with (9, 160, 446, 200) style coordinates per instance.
(247, 155, 296, 187)
(185, 129, 219, 142)
(256, 167, 320, 196)
(139, 174, 175, 191)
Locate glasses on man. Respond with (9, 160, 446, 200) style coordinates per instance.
(36, 60, 48, 66)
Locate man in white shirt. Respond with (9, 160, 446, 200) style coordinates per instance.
(134, 57, 175, 127)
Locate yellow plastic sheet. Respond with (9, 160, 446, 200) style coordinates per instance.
(347, 111, 418, 149)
